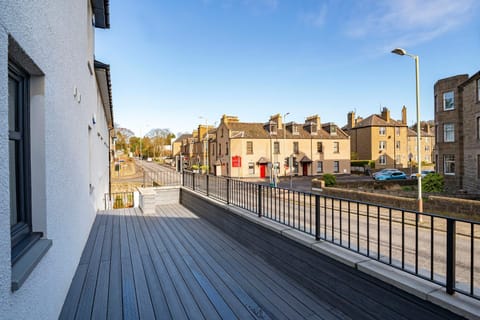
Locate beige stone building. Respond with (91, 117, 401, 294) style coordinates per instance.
(211, 114, 350, 178)
(343, 107, 410, 168)
(407, 125, 435, 166)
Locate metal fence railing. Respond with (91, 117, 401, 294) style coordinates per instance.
(143, 170, 181, 187)
(182, 171, 480, 300)
(104, 192, 135, 210)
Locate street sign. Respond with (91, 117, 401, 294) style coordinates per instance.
(232, 155, 242, 167)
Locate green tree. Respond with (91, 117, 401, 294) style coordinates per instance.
(422, 173, 444, 192)
(323, 174, 336, 187)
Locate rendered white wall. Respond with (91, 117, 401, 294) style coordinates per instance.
(0, 1, 111, 318)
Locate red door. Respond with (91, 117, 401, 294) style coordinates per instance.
(260, 164, 266, 178)
(302, 163, 308, 176)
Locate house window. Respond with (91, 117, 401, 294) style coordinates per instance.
(379, 155, 387, 165)
(434, 94, 437, 112)
(477, 117, 480, 140)
(444, 123, 455, 142)
(443, 91, 454, 110)
(444, 154, 455, 175)
(425, 145, 430, 151)
(330, 125, 337, 135)
(477, 79, 480, 102)
(246, 141, 253, 154)
(219, 144, 222, 155)
(293, 141, 299, 154)
(292, 125, 298, 135)
(379, 127, 386, 135)
(226, 142, 229, 155)
(478, 155, 480, 179)
(221, 128, 224, 138)
(379, 141, 386, 150)
(333, 161, 339, 173)
(316, 161, 323, 173)
(9, 61, 33, 262)
(211, 144, 215, 155)
(395, 141, 400, 149)
(317, 142, 323, 153)
(396, 127, 400, 136)
(248, 162, 255, 175)
(273, 141, 280, 154)
(333, 142, 339, 153)
(395, 155, 401, 164)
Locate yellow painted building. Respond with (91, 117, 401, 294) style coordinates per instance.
(212, 114, 350, 178)
(343, 107, 410, 168)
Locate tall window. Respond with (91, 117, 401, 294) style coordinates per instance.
(379, 141, 386, 150)
(395, 141, 400, 149)
(316, 161, 323, 173)
(395, 127, 400, 136)
(333, 142, 339, 153)
(444, 123, 455, 142)
(478, 155, 480, 179)
(477, 79, 480, 102)
(9, 62, 32, 259)
(225, 142, 229, 155)
(273, 141, 280, 154)
(333, 161, 339, 173)
(395, 155, 401, 164)
(443, 91, 454, 110)
(248, 162, 255, 175)
(379, 155, 387, 165)
(444, 154, 455, 175)
(293, 141, 299, 154)
(477, 117, 480, 140)
(379, 127, 386, 135)
(246, 141, 253, 154)
(317, 142, 323, 153)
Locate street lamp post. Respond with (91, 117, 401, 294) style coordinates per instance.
(392, 48, 423, 212)
(283, 112, 292, 189)
(199, 117, 209, 174)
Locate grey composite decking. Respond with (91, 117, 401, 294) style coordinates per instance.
(60, 204, 463, 319)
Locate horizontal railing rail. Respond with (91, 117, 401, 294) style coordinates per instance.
(104, 192, 135, 210)
(182, 171, 480, 300)
(143, 170, 181, 187)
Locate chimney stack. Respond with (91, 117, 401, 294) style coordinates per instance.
(348, 111, 355, 128)
(381, 107, 390, 123)
(401, 106, 407, 124)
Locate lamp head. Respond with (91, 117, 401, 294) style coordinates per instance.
(392, 48, 407, 56)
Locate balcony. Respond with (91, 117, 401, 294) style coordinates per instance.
(60, 180, 478, 319)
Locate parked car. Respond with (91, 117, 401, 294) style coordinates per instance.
(374, 171, 407, 181)
(410, 170, 435, 179)
(372, 168, 401, 179)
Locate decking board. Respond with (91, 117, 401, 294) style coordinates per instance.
(61, 202, 463, 320)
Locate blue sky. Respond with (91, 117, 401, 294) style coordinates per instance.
(95, 0, 480, 137)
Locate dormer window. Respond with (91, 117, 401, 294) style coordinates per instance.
(292, 124, 299, 135)
(267, 121, 277, 134)
(330, 125, 337, 135)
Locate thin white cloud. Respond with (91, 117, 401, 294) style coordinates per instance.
(345, 0, 477, 49)
(301, 3, 328, 28)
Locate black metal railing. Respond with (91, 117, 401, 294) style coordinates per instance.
(182, 171, 480, 300)
(104, 192, 135, 210)
(143, 170, 181, 187)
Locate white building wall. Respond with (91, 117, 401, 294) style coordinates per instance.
(0, 1, 111, 319)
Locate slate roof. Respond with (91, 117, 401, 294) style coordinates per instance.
(408, 128, 434, 137)
(342, 114, 407, 131)
(225, 122, 349, 139)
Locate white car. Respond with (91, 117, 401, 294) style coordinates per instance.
(410, 170, 435, 179)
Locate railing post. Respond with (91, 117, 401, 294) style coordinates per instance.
(258, 184, 262, 217)
(446, 218, 456, 295)
(192, 173, 196, 191)
(315, 195, 320, 241)
(206, 175, 209, 197)
(226, 178, 230, 204)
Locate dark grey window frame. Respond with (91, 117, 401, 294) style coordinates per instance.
(9, 61, 35, 262)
